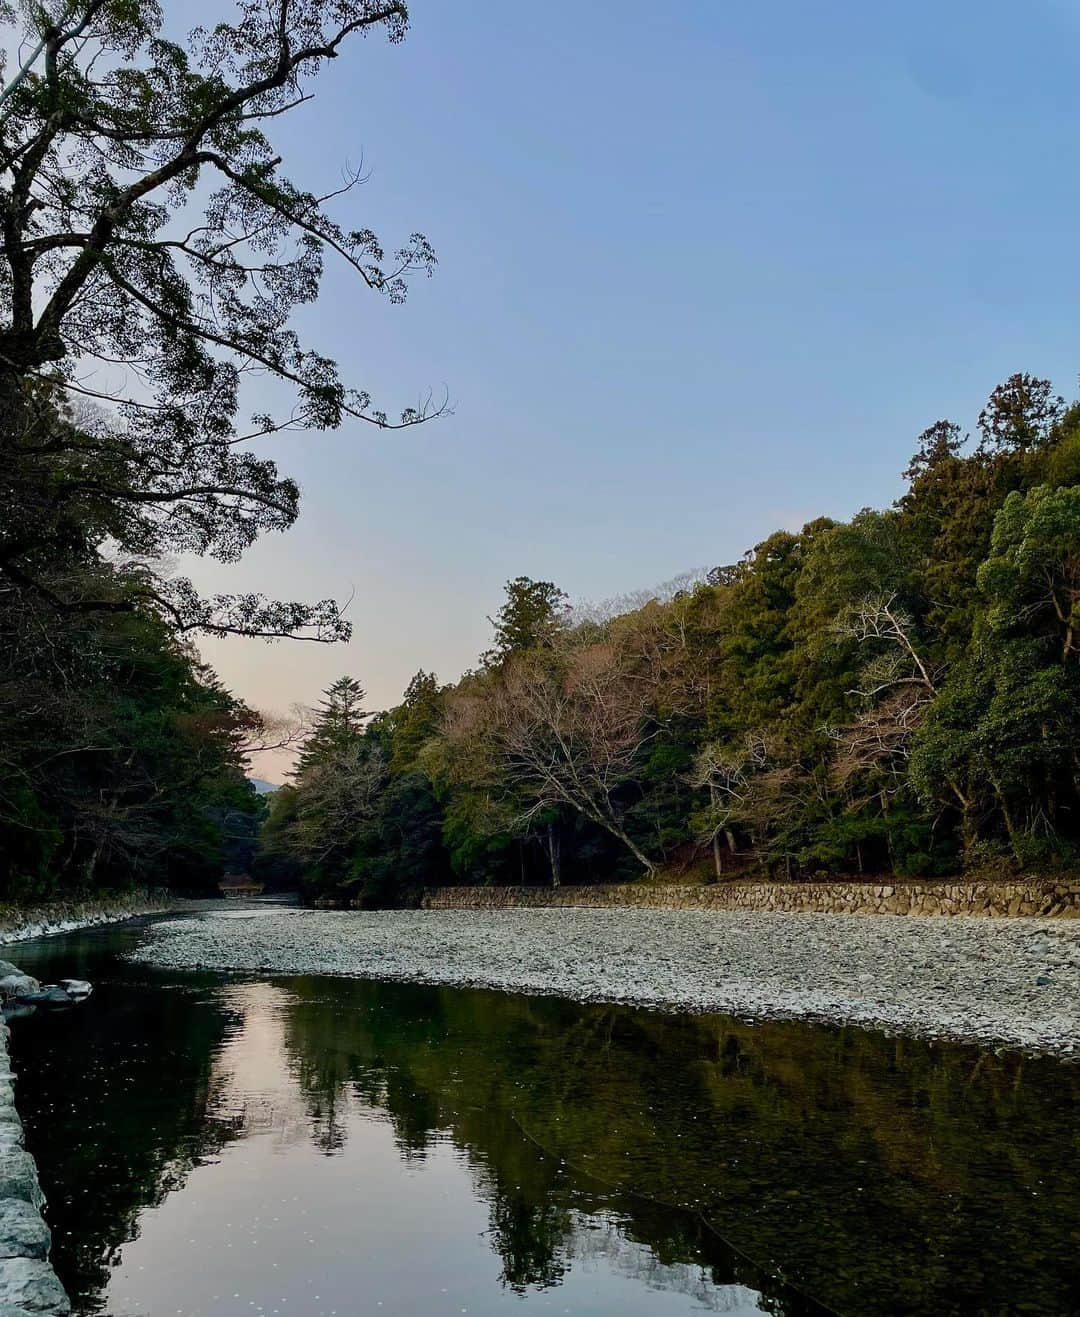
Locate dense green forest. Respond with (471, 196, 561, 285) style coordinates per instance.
(263, 372, 1080, 905)
(3, 4, 1080, 907)
(0, 1, 435, 900)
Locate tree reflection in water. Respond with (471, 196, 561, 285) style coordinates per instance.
(6, 924, 1079, 1317)
(278, 976, 1078, 1316)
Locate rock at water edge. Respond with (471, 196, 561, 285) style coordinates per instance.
(0, 1152, 43, 1212)
(0, 1258, 70, 1315)
(0, 1204, 49, 1261)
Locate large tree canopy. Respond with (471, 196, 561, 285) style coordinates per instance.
(0, 1, 440, 897)
(0, 0, 439, 638)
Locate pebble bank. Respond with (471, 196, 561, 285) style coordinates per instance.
(133, 905, 1080, 1058)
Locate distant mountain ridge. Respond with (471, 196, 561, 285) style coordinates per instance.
(249, 778, 280, 795)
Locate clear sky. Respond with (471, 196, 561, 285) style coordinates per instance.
(187, 0, 1080, 776)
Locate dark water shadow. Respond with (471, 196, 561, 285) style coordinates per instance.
(5, 920, 1079, 1316)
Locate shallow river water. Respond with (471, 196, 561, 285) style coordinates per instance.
(5, 914, 1079, 1317)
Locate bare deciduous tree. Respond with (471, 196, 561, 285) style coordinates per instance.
(690, 736, 760, 878)
(691, 731, 811, 878)
(444, 639, 659, 874)
(828, 594, 939, 794)
(239, 704, 310, 759)
(289, 744, 387, 864)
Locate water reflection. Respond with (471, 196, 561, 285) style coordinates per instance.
(6, 921, 1080, 1316)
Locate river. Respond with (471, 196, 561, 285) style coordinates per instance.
(4, 912, 1078, 1316)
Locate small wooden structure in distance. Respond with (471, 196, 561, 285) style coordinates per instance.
(218, 873, 265, 899)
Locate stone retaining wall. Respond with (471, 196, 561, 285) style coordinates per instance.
(0, 1022, 69, 1315)
(0, 891, 174, 945)
(421, 877, 1080, 918)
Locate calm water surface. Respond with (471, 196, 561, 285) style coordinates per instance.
(5, 912, 1079, 1317)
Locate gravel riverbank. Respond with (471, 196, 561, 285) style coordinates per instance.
(132, 905, 1080, 1057)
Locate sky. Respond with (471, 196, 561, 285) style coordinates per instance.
(184, 0, 1080, 778)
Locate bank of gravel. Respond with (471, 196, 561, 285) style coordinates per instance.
(132, 906, 1080, 1058)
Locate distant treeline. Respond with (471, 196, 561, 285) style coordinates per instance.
(261, 373, 1080, 906)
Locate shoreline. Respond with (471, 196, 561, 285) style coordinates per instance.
(131, 905, 1080, 1059)
(0, 893, 177, 946)
(0, 1020, 70, 1314)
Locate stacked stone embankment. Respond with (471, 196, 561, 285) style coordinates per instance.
(421, 877, 1080, 917)
(0, 1021, 69, 1315)
(0, 890, 174, 945)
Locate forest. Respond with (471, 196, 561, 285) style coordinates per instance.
(0, 0, 437, 901)
(262, 371, 1080, 905)
(2, 4, 1080, 908)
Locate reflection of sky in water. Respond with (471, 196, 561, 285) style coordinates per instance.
(11, 920, 1073, 1317)
(104, 982, 767, 1317)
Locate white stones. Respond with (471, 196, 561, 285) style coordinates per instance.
(0, 1029, 68, 1315)
(132, 905, 1080, 1057)
(0, 1258, 70, 1315)
(0, 1151, 43, 1213)
(0, 894, 174, 947)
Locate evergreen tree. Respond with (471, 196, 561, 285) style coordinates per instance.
(484, 578, 569, 666)
(267, 370, 1080, 902)
(294, 678, 372, 776)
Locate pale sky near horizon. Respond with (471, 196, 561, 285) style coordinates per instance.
(182, 0, 1080, 779)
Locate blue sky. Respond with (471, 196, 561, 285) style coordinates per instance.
(189, 0, 1080, 763)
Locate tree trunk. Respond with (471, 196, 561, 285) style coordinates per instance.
(990, 776, 1020, 858)
(547, 822, 561, 887)
(712, 832, 722, 880)
(83, 839, 103, 886)
(603, 820, 656, 875)
(946, 781, 977, 855)
(879, 790, 896, 869)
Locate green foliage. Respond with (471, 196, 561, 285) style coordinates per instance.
(483, 577, 569, 667)
(346, 772, 448, 908)
(1, 1, 439, 644)
(977, 484, 1080, 656)
(294, 677, 371, 774)
(0, 1, 438, 901)
(910, 638, 1080, 860)
(276, 373, 1080, 902)
(387, 671, 445, 772)
(0, 598, 262, 896)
